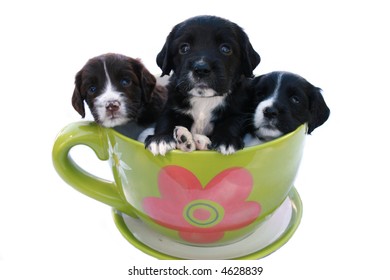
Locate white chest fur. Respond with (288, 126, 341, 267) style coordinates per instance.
(187, 96, 226, 135)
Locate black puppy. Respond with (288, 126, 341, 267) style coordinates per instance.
(145, 15, 261, 155)
(245, 71, 330, 145)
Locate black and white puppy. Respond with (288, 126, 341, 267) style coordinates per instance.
(72, 53, 167, 127)
(144, 15, 261, 155)
(245, 71, 330, 145)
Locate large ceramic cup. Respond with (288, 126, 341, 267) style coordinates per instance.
(52, 121, 306, 246)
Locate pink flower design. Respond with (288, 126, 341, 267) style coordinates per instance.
(143, 165, 261, 244)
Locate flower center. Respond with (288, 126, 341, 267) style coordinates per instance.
(183, 200, 224, 228)
(112, 154, 121, 167)
(193, 209, 211, 221)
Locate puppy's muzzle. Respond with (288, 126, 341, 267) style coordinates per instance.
(263, 106, 279, 119)
(192, 60, 211, 78)
(106, 100, 121, 113)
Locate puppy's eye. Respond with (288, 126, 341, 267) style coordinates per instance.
(179, 43, 190, 54)
(290, 95, 300, 104)
(120, 78, 131, 87)
(87, 86, 97, 95)
(220, 44, 232, 55)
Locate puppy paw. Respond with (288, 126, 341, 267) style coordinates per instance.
(215, 144, 238, 155)
(173, 126, 196, 152)
(193, 134, 211, 150)
(210, 138, 244, 155)
(145, 135, 176, 156)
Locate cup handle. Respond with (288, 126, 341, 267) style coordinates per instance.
(52, 121, 136, 217)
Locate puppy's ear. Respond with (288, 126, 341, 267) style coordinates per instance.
(238, 28, 261, 77)
(308, 86, 330, 134)
(156, 26, 179, 76)
(156, 41, 171, 76)
(134, 59, 157, 103)
(71, 71, 86, 118)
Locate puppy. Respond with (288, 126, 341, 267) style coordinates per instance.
(145, 15, 261, 155)
(72, 53, 167, 127)
(245, 71, 330, 145)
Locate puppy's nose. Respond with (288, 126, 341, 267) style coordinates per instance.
(193, 61, 211, 77)
(263, 106, 279, 118)
(106, 100, 120, 112)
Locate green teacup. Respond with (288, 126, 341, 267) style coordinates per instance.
(52, 121, 306, 247)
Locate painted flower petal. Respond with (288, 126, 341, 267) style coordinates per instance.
(118, 168, 129, 184)
(204, 167, 254, 206)
(142, 165, 262, 244)
(157, 165, 203, 202)
(143, 197, 188, 230)
(179, 230, 224, 244)
(120, 160, 131, 171)
(216, 201, 261, 231)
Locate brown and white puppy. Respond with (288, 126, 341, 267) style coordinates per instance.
(72, 53, 167, 127)
(145, 15, 261, 155)
(245, 71, 330, 146)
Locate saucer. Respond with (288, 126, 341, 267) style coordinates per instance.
(112, 187, 302, 260)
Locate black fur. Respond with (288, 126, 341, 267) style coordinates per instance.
(145, 15, 260, 154)
(248, 71, 330, 141)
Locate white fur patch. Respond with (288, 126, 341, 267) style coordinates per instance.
(93, 62, 130, 127)
(253, 98, 275, 128)
(188, 87, 217, 97)
(253, 73, 284, 140)
(184, 95, 226, 135)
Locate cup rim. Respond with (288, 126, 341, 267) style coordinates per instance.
(107, 123, 307, 155)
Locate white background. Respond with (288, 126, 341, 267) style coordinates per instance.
(1, 0, 389, 279)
